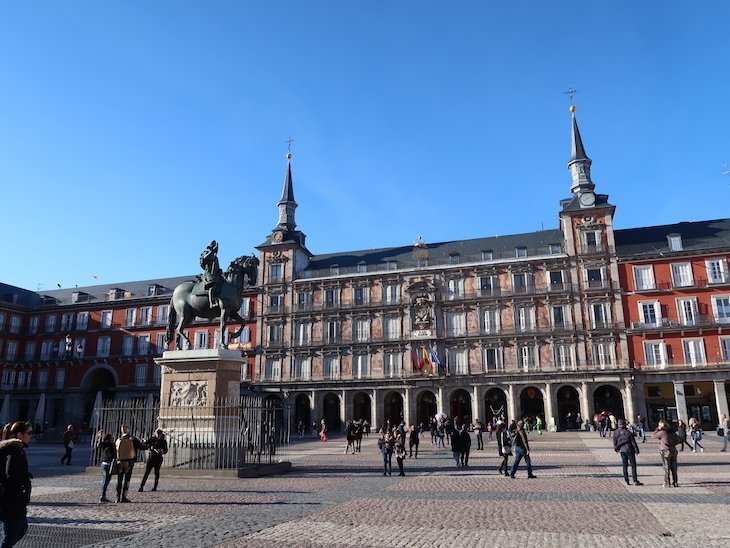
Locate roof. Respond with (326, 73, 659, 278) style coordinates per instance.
(21, 275, 197, 307)
(615, 218, 730, 258)
(305, 229, 565, 273)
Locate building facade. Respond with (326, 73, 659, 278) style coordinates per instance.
(2, 111, 729, 433)
(0, 278, 257, 430)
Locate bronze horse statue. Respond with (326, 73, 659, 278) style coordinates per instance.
(166, 255, 259, 350)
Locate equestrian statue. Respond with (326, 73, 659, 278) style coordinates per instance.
(166, 241, 259, 350)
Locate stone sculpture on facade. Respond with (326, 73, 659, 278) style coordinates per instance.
(166, 246, 259, 350)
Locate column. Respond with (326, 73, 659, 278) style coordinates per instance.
(543, 382, 555, 432)
(580, 382, 591, 425)
(623, 379, 635, 422)
(341, 389, 347, 426)
(472, 385, 481, 422)
(310, 390, 317, 427)
(404, 387, 412, 426)
(507, 384, 517, 423)
(673, 381, 688, 425)
(437, 386, 444, 415)
(311, 390, 319, 424)
(714, 380, 729, 422)
(371, 389, 379, 431)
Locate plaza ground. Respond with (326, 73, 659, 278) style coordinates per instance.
(15, 430, 730, 547)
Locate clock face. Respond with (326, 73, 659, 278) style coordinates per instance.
(272, 231, 283, 243)
(579, 193, 595, 207)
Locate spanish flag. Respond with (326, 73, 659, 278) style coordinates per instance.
(421, 347, 433, 376)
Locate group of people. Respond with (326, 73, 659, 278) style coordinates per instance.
(96, 426, 168, 503)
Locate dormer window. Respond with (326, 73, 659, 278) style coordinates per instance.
(147, 284, 163, 296)
(386, 261, 397, 270)
(449, 253, 460, 264)
(549, 243, 562, 254)
(357, 263, 367, 273)
(481, 250, 493, 261)
(329, 265, 340, 276)
(515, 247, 527, 258)
(667, 234, 683, 252)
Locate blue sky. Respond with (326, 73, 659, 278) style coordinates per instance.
(1, 2, 728, 291)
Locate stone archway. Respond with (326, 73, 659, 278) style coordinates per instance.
(593, 385, 624, 419)
(294, 394, 311, 431)
(353, 392, 372, 424)
(416, 390, 437, 425)
(484, 387, 508, 424)
(556, 385, 581, 430)
(322, 392, 341, 432)
(450, 389, 472, 423)
(383, 391, 403, 429)
(81, 365, 117, 426)
(519, 386, 545, 420)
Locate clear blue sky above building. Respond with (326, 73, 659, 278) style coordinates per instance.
(1, 2, 728, 291)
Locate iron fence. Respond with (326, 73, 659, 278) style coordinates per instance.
(90, 395, 290, 470)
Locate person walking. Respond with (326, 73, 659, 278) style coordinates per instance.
(408, 425, 419, 458)
(636, 415, 647, 443)
(676, 420, 692, 452)
(139, 429, 168, 492)
(344, 421, 356, 455)
(450, 425, 462, 467)
(97, 433, 116, 502)
(0, 421, 33, 548)
(496, 422, 511, 476)
(652, 420, 679, 487)
(688, 417, 704, 453)
(319, 419, 328, 442)
(509, 420, 536, 479)
(474, 419, 484, 450)
(60, 424, 76, 465)
(719, 414, 730, 452)
(614, 419, 643, 485)
(378, 429, 394, 476)
(535, 415, 543, 436)
(395, 430, 407, 476)
(459, 424, 472, 467)
(114, 425, 146, 503)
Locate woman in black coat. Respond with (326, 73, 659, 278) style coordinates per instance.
(495, 422, 511, 476)
(0, 421, 34, 547)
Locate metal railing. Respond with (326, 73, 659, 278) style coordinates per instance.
(90, 396, 290, 470)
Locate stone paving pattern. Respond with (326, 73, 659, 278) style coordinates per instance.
(14, 431, 730, 547)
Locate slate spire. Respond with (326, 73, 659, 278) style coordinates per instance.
(277, 154, 298, 229)
(567, 108, 595, 195)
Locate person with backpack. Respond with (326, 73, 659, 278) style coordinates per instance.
(652, 420, 680, 487)
(114, 425, 146, 503)
(688, 417, 704, 453)
(614, 419, 643, 486)
(0, 421, 34, 547)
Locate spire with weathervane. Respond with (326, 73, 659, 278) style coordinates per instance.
(563, 87, 597, 209)
(276, 145, 298, 230)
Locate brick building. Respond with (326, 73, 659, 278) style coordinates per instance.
(1, 110, 728, 433)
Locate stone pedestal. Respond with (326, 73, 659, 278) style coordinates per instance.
(157, 348, 244, 406)
(154, 349, 244, 470)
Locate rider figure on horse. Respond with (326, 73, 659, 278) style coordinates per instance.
(200, 240, 222, 309)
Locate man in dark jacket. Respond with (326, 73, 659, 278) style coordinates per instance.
(0, 421, 34, 547)
(613, 418, 643, 485)
(138, 429, 168, 492)
(459, 424, 472, 467)
(450, 425, 462, 467)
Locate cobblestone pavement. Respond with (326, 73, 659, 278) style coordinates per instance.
(14, 431, 730, 547)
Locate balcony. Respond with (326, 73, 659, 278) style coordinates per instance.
(585, 280, 609, 290)
(636, 358, 730, 370)
(266, 305, 287, 315)
(630, 315, 730, 331)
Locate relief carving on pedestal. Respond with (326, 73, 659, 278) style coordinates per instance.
(170, 380, 208, 406)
